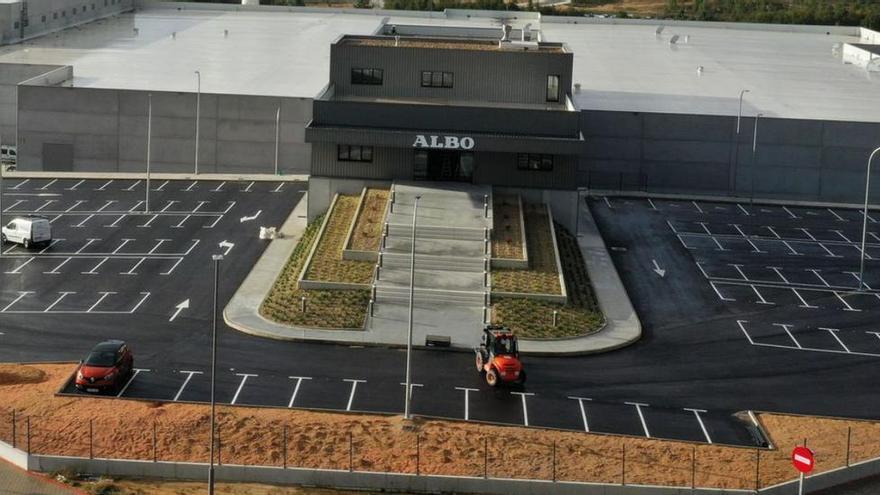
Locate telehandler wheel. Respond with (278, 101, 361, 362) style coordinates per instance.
(475, 351, 485, 373)
(485, 368, 499, 387)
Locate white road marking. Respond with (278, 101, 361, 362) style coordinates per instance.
(122, 257, 146, 275)
(65, 200, 86, 212)
(399, 382, 424, 401)
(75, 239, 100, 255)
(783, 206, 799, 219)
(821, 328, 850, 353)
(192, 201, 209, 213)
(2, 292, 33, 312)
(160, 258, 184, 276)
(183, 239, 201, 255)
(782, 240, 802, 256)
(153, 180, 169, 192)
(455, 387, 478, 421)
(172, 215, 191, 228)
(625, 402, 651, 438)
(123, 180, 141, 191)
(211, 181, 226, 192)
(4, 257, 34, 274)
(692, 201, 704, 213)
(169, 299, 190, 322)
(243, 181, 255, 192)
(117, 368, 149, 397)
(203, 216, 222, 229)
(87, 292, 116, 312)
(343, 379, 366, 411)
(831, 230, 853, 243)
(665, 220, 679, 234)
(695, 261, 711, 279)
(112, 239, 134, 254)
(791, 288, 818, 309)
(710, 282, 735, 302)
(817, 243, 842, 259)
(223, 201, 236, 214)
(737, 204, 750, 216)
(240, 210, 262, 223)
(765, 226, 781, 238)
(10, 179, 29, 190)
(72, 214, 94, 228)
(603, 196, 613, 209)
(44, 257, 71, 274)
(870, 232, 880, 243)
(82, 257, 109, 275)
(684, 408, 712, 444)
(44, 292, 75, 312)
(3, 199, 25, 212)
(698, 223, 726, 251)
(287, 376, 312, 408)
(128, 201, 145, 212)
(730, 264, 749, 281)
(828, 209, 847, 222)
(854, 243, 874, 260)
(95, 180, 114, 191)
(159, 200, 178, 213)
(806, 269, 831, 287)
(137, 215, 158, 228)
(38, 179, 57, 190)
(148, 239, 170, 255)
(39, 239, 62, 253)
(767, 266, 789, 284)
(511, 392, 535, 427)
(173, 371, 204, 401)
(272, 183, 284, 193)
(106, 215, 126, 228)
(752, 285, 774, 304)
(737, 320, 756, 345)
(128, 292, 151, 313)
(218, 240, 234, 256)
(867, 332, 880, 344)
(65, 179, 86, 191)
(731, 224, 765, 253)
(230, 373, 257, 405)
(567, 396, 592, 432)
(96, 200, 117, 213)
(184, 181, 198, 192)
(34, 200, 57, 212)
(834, 292, 860, 312)
(775, 323, 802, 349)
(798, 228, 817, 241)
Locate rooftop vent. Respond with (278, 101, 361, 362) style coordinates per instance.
(669, 34, 680, 45)
(500, 24, 511, 42)
(656, 26, 665, 37)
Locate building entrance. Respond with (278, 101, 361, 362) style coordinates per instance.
(414, 150, 474, 182)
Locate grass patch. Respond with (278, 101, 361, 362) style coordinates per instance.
(492, 194, 524, 260)
(492, 203, 561, 295)
(306, 195, 374, 284)
(349, 188, 389, 252)
(492, 221, 602, 339)
(260, 215, 369, 329)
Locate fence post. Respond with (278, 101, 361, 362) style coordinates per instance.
(691, 445, 696, 489)
(755, 448, 761, 492)
(283, 425, 288, 469)
(552, 441, 556, 482)
(552, 310, 559, 327)
(846, 426, 852, 467)
(89, 419, 94, 459)
(349, 431, 353, 472)
(300, 296, 306, 313)
(152, 421, 157, 462)
(484, 194, 489, 218)
(621, 444, 626, 486)
(217, 423, 222, 466)
(11, 410, 15, 449)
(416, 434, 420, 476)
(484, 437, 489, 479)
(25, 416, 30, 454)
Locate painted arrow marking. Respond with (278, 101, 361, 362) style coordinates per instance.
(240, 210, 262, 223)
(169, 299, 190, 322)
(652, 259, 666, 278)
(218, 241, 234, 256)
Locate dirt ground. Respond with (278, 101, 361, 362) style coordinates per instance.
(63, 476, 394, 495)
(1, 364, 878, 491)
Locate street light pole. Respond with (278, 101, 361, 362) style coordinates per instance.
(750, 113, 763, 205)
(145, 94, 152, 213)
(194, 70, 201, 176)
(208, 253, 223, 495)
(858, 147, 880, 291)
(274, 106, 281, 176)
(736, 89, 750, 134)
(730, 90, 750, 196)
(0, 133, 4, 256)
(404, 195, 420, 421)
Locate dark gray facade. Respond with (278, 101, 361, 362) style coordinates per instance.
(306, 34, 583, 189)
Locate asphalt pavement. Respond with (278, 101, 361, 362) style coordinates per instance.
(4, 180, 879, 453)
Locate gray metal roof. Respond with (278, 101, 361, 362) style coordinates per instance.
(1, 5, 879, 122)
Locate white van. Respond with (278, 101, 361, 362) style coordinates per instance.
(1, 216, 52, 249)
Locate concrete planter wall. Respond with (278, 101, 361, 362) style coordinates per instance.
(296, 193, 339, 290)
(342, 186, 390, 263)
(491, 194, 529, 269)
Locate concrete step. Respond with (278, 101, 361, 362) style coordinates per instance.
(379, 252, 488, 272)
(375, 286, 488, 306)
(386, 223, 489, 241)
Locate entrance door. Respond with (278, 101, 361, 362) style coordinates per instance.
(420, 150, 474, 182)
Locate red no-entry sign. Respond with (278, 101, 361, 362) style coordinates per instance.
(792, 446, 815, 474)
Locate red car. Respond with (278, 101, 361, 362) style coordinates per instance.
(75, 340, 134, 394)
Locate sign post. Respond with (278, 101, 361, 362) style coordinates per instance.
(791, 446, 814, 495)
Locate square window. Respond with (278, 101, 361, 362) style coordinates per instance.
(546, 75, 560, 102)
(442, 72, 453, 88)
(362, 147, 373, 161)
(338, 145, 350, 161)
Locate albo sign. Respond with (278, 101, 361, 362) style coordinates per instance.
(412, 135, 475, 150)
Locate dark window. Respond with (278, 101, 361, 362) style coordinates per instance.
(72, 7, 77, 14)
(53, 12, 58, 19)
(421, 71, 453, 88)
(338, 145, 373, 163)
(13, 21, 19, 29)
(351, 68, 383, 85)
(517, 153, 553, 171)
(546, 74, 560, 102)
(85, 350, 117, 367)
(41, 15, 46, 23)
(62, 10, 66, 17)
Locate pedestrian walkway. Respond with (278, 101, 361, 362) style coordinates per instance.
(0, 458, 78, 495)
(369, 182, 493, 348)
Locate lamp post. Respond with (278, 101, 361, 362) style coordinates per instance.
(194, 70, 201, 176)
(730, 90, 750, 196)
(208, 253, 223, 495)
(750, 113, 763, 205)
(274, 106, 281, 176)
(858, 147, 880, 291)
(736, 90, 750, 134)
(145, 94, 152, 213)
(404, 195, 420, 420)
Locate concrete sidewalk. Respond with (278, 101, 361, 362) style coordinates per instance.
(0, 458, 78, 495)
(225, 191, 642, 355)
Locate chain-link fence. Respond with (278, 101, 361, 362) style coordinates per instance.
(1, 408, 879, 491)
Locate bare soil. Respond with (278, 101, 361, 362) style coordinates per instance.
(2, 364, 879, 491)
(492, 203, 561, 295)
(491, 194, 524, 260)
(348, 189, 389, 252)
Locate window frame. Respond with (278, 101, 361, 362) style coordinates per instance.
(421, 70, 453, 89)
(517, 153, 554, 172)
(546, 74, 560, 103)
(337, 145, 374, 163)
(351, 67, 384, 86)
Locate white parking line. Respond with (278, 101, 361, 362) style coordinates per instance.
(511, 392, 535, 427)
(44, 292, 75, 312)
(625, 402, 651, 438)
(148, 239, 170, 254)
(603, 196, 613, 209)
(203, 216, 222, 229)
(828, 209, 847, 222)
(183, 239, 201, 255)
(698, 223, 726, 251)
(124, 180, 141, 192)
(159, 200, 179, 213)
(44, 257, 71, 274)
(834, 292, 860, 312)
(122, 257, 146, 275)
(730, 264, 749, 281)
(764, 226, 781, 238)
(867, 332, 880, 344)
(343, 379, 366, 411)
(10, 179, 29, 190)
(807, 269, 831, 287)
(96, 200, 117, 213)
(854, 243, 874, 260)
(710, 282, 735, 302)
(781, 240, 802, 256)
(817, 243, 841, 259)
(4, 257, 34, 274)
(791, 288, 818, 309)
(3, 199, 24, 212)
(2, 292, 33, 312)
(82, 257, 109, 275)
(117, 368, 149, 397)
(783, 206, 799, 219)
(287, 376, 312, 408)
(34, 200, 57, 212)
(95, 180, 114, 191)
(774, 323, 802, 349)
(112, 239, 134, 254)
(684, 408, 712, 444)
(767, 267, 789, 284)
(72, 214, 94, 228)
(737, 204, 750, 216)
(871, 233, 880, 243)
(172, 215, 191, 228)
(243, 181, 255, 192)
(160, 258, 184, 276)
(65, 200, 86, 212)
(230, 373, 258, 405)
(184, 181, 198, 192)
(38, 179, 57, 191)
(731, 224, 765, 253)
(831, 230, 853, 243)
(128, 292, 151, 313)
(272, 183, 284, 193)
(455, 387, 478, 421)
(153, 180, 169, 192)
(106, 215, 126, 228)
(128, 201, 144, 212)
(65, 179, 85, 191)
(173, 371, 204, 401)
(750, 285, 773, 305)
(692, 201, 704, 214)
(75, 238, 100, 255)
(137, 215, 158, 228)
(39, 239, 62, 253)
(821, 328, 850, 353)
(567, 396, 592, 432)
(211, 182, 226, 192)
(87, 292, 116, 312)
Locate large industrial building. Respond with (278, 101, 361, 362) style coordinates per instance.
(2, 0, 880, 219)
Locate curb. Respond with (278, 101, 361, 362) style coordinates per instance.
(1, 171, 308, 182)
